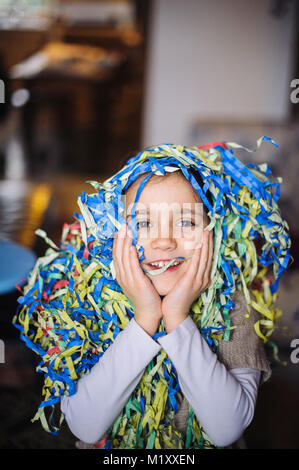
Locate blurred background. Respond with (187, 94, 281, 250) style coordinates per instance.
(0, 0, 299, 449)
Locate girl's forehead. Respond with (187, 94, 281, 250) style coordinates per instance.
(124, 171, 201, 205)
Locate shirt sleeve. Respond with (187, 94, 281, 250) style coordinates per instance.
(60, 317, 161, 444)
(157, 316, 261, 447)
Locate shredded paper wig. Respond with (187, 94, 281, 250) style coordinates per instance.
(13, 137, 291, 449)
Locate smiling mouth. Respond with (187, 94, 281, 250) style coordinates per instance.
(145, 258, 184, 273)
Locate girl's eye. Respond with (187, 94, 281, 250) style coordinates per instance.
(179, 220, 196, 228)
(136, 220, 196, 229)
(136, 220, 151, 229)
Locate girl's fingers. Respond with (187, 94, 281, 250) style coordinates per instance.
(183, 242, 202, 284)
(112, 228, 120, 279)
(128, 243, 144, 284)
(190, 230, 208, 285)
(120, 224, 128, 268)
(196, 230, 212, 286)
(114, 224, 127, 281)
(126, 227, 145, 287)
(170, 243, 202, 297)
(119, 223, 147, 286)
(128, 234, 150, 285)
(203, 231, 213, 286)
(122, 226, 134, 285)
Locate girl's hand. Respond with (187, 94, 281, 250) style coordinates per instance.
(162, 230, 213, 333)
(112, 223, 163, 336)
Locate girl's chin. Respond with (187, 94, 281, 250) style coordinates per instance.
(151, 280, 175, 297)
(148, 267, 186, 295)
(157, 289, 170, 297)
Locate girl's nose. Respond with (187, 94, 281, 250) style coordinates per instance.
(150, 225, 177, 250)
(150, 236, 177, 250)
(151, 235, 177, 248)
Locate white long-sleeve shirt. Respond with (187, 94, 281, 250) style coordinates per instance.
(60, 316, 261, 447)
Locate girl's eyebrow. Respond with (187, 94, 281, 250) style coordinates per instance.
(126, 209, 148, 220)
(125, 206, 199, 219)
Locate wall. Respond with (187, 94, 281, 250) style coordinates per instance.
(142, 0, 297, 146)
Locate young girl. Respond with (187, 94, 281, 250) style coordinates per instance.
(13, 139, 291, 449)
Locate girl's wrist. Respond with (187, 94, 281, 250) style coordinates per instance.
(163, 312, 188, 334)
(134, 312, 161, 337)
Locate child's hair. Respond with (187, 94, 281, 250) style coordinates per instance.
(188, 166, 214, 208)
(13, 139, 291, 448)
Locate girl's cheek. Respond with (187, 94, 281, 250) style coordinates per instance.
(182, 229, 203, 250)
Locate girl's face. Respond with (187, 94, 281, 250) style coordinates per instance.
(124, 171, 210, 296)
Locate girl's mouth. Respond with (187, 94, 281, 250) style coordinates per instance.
(145, 258, 184, 275)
